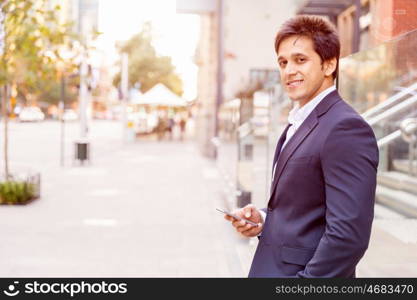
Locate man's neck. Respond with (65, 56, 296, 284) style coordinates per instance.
(299, 81, 335, 108)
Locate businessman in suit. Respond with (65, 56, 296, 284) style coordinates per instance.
(224, 15, 379, 277)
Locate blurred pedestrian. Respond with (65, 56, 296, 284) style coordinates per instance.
(155, 117, 167, 141)
(167, 117, 175, 140)
(179, 118, 187, 141)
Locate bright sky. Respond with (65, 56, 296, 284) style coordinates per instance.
(96, 0, 200, 100)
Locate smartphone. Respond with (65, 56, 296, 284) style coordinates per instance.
(216, 208, 259, 227)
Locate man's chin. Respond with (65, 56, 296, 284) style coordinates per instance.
(287, 93, 311, 107)
(287, 92, 305, 102)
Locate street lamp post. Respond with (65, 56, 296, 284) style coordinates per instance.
(59, 74, 65, 167)
(79, 56, 88, 139)
(74, 52, 90, 165)
(1, 85, 10, 178)
(121, 52, 129, 142)
(57, 46, 76, 167)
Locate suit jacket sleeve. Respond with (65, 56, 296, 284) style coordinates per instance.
(296, 117, 379, 278)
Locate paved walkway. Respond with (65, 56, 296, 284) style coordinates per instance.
(0, 120, 252, 277)
(1, 120, 416, 277)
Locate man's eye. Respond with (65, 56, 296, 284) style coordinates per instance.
(297, 58, 306, 63)
(279, 61, 287, 67)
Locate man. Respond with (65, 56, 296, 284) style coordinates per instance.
(225, 15, 379, 278)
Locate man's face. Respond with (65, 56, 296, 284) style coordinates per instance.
(277, 35, 332, 106)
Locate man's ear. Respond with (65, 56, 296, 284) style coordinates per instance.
(323, 57, 337, 77)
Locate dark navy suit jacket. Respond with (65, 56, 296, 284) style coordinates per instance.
(248, 91, 379, 278)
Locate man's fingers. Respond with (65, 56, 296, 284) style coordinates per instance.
(224, 206, 262, 236)
(243, 204, 254, 218)
(237, 222, 255, 233)
(237, 225, 248, 233)
(243, 223, 253, 231)
(244, 210, 251, 218)
(232, 219, 246, 228)
(224, 215, 233, 222)
(224, 214, 240, 222)
(242, 204, 259, 220)
(234, 210, 244, 218)
(240, 223, 263, 236)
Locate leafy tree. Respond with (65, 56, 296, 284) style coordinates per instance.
(1, 0, 78, 98)
(1, 0, 78, 178)
(113, 22, 183, 96)
(31, 72, 80, 107)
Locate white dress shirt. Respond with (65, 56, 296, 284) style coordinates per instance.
(271, 85, 336, 182)
(260, 85, 336, 225)
(281, 85, 336, 152)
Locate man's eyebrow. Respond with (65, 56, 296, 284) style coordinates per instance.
(277, 53, 307, 60)
(291, 52, 307, 57)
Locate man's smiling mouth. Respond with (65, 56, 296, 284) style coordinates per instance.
(287, 79, 303, 87)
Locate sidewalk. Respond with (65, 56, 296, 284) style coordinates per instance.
(1, 120, 416, 277)
(357, 216, 417, 277)
(0, 120, 251, 277)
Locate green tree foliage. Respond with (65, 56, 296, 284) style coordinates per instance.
(113, 22, 183, 96)
(0, 0, 78, 179)
(0, 0, 79, 105)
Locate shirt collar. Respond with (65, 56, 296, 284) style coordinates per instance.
(288, 85, 336, 125)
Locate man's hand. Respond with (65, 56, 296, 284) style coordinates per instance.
(224, 204, 263, 237)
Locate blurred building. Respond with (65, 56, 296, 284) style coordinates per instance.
(176, 0, 219, 158)
(177, 0, 297, 158)
(77, 0, 99, 38)
(297, 0, 417, 56)
(297, 0, 417, 218)
(47, 0, 103, 122)
(49, 0, 98, 37)
(180, 0, 417, 216)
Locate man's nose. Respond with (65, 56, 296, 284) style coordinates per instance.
(284, 61, 297, 76)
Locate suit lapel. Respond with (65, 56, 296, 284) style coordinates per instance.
(269, 114, 318, 199)
(268, 90, 342, 206)
(272, 124, 292, 169)
(269, 124, 291, 195)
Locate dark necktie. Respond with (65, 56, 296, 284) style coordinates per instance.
(271, 124, 292, 182)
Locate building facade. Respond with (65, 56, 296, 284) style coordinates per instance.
(177, 0, 297, 158)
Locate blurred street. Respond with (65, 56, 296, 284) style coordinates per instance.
(0, 120, 255, 277)
(1, 120, 417, 277)
(1, 0, 416, 281)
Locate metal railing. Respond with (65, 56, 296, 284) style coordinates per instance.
(362, 82, 417, 120)
(362, 83, 417, 176)
(377, 130, 402, 148)
(366, 94, 417, 126)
